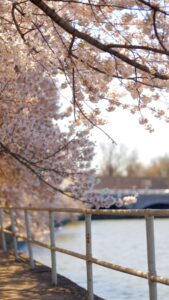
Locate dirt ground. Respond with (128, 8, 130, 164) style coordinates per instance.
(0, 251, 104, 300)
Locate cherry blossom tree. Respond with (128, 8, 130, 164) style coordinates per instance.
(0, 59, 96, 204)
(2, 0, 168, 212)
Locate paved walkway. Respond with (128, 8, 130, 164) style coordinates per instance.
(0, 251, 103, 300)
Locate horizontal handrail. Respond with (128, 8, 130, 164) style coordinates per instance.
(1, 226, 169, 286)
(1, 206, 169, 216)
(1, 206, 169, 300)
(90, 189, 169, 195)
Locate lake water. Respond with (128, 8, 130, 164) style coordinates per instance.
(30, 219, 169, 300)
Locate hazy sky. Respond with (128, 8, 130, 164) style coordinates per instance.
(91, 108, 169, 169)
(60, 82, 169, 168)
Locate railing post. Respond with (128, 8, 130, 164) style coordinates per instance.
(85, 214, 94, 300)
(145, 215, 157, 300)
(49, 210, 57, 285)
(0, 208, 7, 252)
(10, 208, 18, 259)
(25, 209, 35, 269)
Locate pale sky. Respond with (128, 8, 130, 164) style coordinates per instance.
(59, 81, 169, 169)
(91, 108, 169, 169)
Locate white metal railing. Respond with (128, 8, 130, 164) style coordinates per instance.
(89, 189, 169, 195)
(1, 207, 169, 300)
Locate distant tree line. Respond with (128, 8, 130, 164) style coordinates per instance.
(100, 144, 169, 178)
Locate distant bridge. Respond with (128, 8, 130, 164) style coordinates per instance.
(130, 193, 169, 209)
(88, 189, 169, 210)
(119, 190, 169, 209)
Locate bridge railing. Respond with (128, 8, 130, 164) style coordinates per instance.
(1, 207, 169, 300)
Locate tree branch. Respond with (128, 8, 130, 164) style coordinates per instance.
(0, 141, 78, 200)
(29, 0, 169, 80)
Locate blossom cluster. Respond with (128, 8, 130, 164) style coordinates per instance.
(84, 189, 137, 209)
(1, 0, 169, 134)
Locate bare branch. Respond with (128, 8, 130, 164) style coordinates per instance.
(152, 9, 168, 52)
